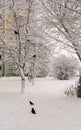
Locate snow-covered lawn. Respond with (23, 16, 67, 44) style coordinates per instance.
(0, 77, 81, 130)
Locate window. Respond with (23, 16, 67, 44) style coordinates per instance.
(9, 6, 11, 10)
(9, 4, 13, 11)
(0, 15, 2, 19)
(0, 4, 2, 8)
(0, 55, 2, 60)
(0, 65, 1, 70)
(9, 64, 13, 72)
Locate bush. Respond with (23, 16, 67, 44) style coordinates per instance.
(5, 72, 17, 77)
(36, 67, 49, 78)
(64, 85, 77, 96)
(52, 55, 78, 80)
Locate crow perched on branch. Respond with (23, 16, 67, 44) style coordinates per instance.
(27, 39, 30, 42)
(14, 30, 19, 34)
(33, 55, 36, 58)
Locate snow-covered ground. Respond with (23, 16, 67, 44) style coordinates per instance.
(0, 77, 81, 130)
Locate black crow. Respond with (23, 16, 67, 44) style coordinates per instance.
(29, 101, 34, 105)
(14, 30, 19, 34)
(33, 55, 36, 58)
(27, 39, 30, 42)
(31, 108, 36, 114)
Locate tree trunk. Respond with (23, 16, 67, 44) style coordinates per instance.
(21, 78, 25, 93)
(77, 75, 81, 97)
(20, 68, 25, 93)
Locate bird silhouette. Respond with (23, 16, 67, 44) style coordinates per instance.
(14, 30, 19, 34)
(33, 55, 36, 58)
(29, 101, 34, 105)
(31, 108, 36, 114)
(27, 39, 30, 42)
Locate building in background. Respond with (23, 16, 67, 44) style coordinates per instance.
(0, 0, 35, 77)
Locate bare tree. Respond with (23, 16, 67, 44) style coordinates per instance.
(0, 0, 58, 92)
(0, 0, 36, 92)
(41, 0, 81, 97)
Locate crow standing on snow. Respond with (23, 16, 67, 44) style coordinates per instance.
(29, 101, 34, 105)
(31, 108, 36, 114)
(29, 101, 36, 114)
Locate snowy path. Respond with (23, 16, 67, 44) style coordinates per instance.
(0, 77, 81, 130)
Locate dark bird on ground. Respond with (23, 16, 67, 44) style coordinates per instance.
(29, 101, 34, 105)
(14, 30, 19, 34)
(31, 108, 36, 114)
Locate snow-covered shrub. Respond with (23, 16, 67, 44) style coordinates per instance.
(36, 66, 49, 78)
(52, 55, 78, 80)
(64, 85, 77, 96)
